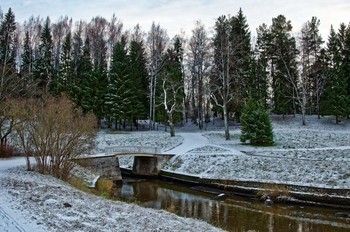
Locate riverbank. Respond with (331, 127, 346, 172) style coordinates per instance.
(0, 159, 224, 232)
(159, 170, 350, 210)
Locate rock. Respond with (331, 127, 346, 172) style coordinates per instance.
(63, 202, 72, 208)
(264, 198, 274, 206)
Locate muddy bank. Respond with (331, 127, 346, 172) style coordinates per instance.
(159, 170, 350, 209)
(121, 168, 350, 210)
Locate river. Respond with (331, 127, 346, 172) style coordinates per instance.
(111, 178, 350, 232)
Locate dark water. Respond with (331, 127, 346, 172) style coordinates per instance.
(112, 178, 350, 232)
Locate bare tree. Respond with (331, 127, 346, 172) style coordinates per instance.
(161, 75, 183, 137)
(87, 16, 108, 69)
(52, 16, 72, 72)
(106, 14, 123, 66)
(187, 21, 211, 129)
(146, 22, 168, 129)
(210, 15, 236, 140)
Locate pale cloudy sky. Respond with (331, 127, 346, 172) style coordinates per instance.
(1, 0, 350, 39)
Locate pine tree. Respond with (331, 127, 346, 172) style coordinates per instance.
(240, 97, 274, 146)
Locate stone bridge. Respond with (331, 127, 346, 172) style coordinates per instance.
(73, 146, 174, 182)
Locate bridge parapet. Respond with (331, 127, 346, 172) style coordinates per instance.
(105, 146, 161, 155)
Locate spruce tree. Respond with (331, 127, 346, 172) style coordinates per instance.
(268, 15, 299, 116)
(128, 39, 149, 123)
(240, 97, 274, 146)
(0, 8, 17, 99)
(33, 17, 54, 94)
(321, 26, 349, 123)
(75, 36, 93, 113)
(230, 8, 253, 113)
(253, 23, 271, 106)
(106, 36, 132, 129)
(56, 31, 72, 94)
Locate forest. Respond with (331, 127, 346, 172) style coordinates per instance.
(0, 6, 350, 140)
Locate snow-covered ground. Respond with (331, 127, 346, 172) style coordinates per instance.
(1, 114, 349, 231)
(0, 159, 222, 232)
(163, 115, 350, 189)
(93, 115, 350, 189)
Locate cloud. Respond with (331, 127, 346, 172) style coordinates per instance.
(1, 0, 349, 39)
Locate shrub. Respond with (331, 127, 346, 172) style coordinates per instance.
(240, 97, 274, 146)
(0, 144, 21, 158)
(13, 94, 97, 180)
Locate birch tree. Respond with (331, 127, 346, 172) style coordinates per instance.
(147, 22, 168, 129)
(211, 15, 235, 140)
(160, 36, 184, 137)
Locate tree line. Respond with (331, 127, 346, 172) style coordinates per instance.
(1, 7, 350, 141)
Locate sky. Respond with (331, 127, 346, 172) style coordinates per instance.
(1, 0, 350, 40)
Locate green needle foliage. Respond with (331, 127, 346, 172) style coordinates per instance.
(240, 97, 274, 146)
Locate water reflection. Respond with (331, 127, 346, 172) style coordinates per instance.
(113, 178, 350, 232)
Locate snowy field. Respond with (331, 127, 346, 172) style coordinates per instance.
(163, 115, 350, 189)
(1, 115, 349, 231)
(92, 115, 350, 189)
(0, 160, 222, 232)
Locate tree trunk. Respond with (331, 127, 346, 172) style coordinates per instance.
(168, 112, 175, 137)
(152, 78, 157, 130)
(301, 111, 306, 126)
(149, 75, 154, 130)
(223, 105, 230, 140)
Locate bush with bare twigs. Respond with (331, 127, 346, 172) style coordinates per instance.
(13, 95, 97, 180)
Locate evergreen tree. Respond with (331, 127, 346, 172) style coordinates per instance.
(229, 8, 253, 114)
(75, 36, 93, 113)
(268, 15, 299, 116)
(337, 23, 350, 117)
(33, 17, 54, 94)
(240, 97, 274, 146)
(128, 39, 149, 122)
(55, 31, 72, 94)
(321, 26, 349, 123)
(20, 30, 37, 96)
(21, 31, 33, 77)
(0, 7, 17, 99)
(106, 36, 131, 129)
(253, 23, 271, 106)
(211, 9, 252, 139)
